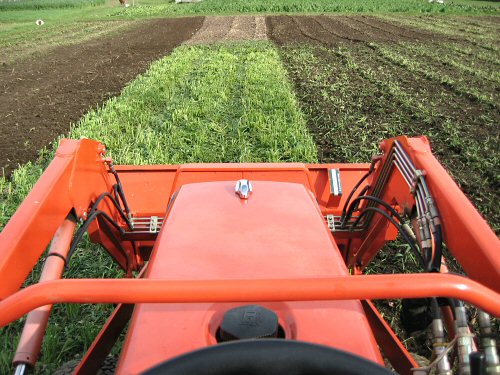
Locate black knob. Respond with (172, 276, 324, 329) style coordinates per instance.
(219, 305, 279, 342)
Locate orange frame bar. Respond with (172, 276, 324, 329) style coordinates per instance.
(0, 273, 499, 327)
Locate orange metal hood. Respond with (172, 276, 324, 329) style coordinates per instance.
(117, 181, 382, 374)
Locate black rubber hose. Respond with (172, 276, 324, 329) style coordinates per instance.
(114, 184, 124, 212)
(430, 297, 441, 319)
(66, 210, 125, 267)
(429, 224, 443, 272)
(345, 186, 370, 220)
(350, 207, 425, 267)
(342, 195, 405, 229)
(340, 162, 376, 224)
(109, 164, 131, 218)
(89, 190, 132, 230)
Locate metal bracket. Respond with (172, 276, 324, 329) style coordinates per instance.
(327, 169, 342, 207)
(235, 179, 253, 199)
(149, 216, 159, 233)
(328, 169, 342, 197)
(326, 215, 336, 232)
(128, 216, 163, 235)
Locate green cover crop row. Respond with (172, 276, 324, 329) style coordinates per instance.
(69, 43, 317, 165)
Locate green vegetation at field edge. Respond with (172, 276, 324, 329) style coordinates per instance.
(0, 0, 498, 24)
(112, 0, 500, 18)
(0, 0, 104, 11)
(0, 41, 317, 373)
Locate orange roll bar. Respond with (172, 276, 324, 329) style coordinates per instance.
(13, 218, 76, 367)
(1, 273, 499, 327)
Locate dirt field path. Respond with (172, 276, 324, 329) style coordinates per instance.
(0, 17, 203, 176)
(186, 16, 267, 44)
(266, 15, 441, 45)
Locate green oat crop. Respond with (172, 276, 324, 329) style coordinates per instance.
(69, 43, 317, 165)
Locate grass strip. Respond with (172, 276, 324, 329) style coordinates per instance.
(0, 41, 317, 373)
(68, 43, 317, 164)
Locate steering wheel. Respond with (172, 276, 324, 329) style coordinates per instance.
(142, 339, 394, 375)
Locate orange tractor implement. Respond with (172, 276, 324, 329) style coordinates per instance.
(1, 136, 499, 374)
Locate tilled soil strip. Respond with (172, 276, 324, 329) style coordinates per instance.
(0, 17, 204, 176)
(186, 16, 267, 44)
(266, 15, 444, 46)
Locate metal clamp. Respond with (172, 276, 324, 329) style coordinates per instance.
(235, 179, 252, 199)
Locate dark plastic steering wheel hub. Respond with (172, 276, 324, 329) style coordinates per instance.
(142, 339, 393, 375)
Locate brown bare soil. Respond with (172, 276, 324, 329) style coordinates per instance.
(0, 17, 204, 176)
(266, 15, 443, 45)
(185, 16, 267, 45)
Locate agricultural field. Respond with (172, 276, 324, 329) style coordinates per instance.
(0, 0, 499, 373)
(267, 14, 500, 230)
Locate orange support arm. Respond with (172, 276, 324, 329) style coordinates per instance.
(382, 137, 500, 291)
(0, 273, 499, 327)
(0, 139, 112, 299)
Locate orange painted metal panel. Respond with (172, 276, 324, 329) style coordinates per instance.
(118, 180, 381, 373)
(114, 163, 373, 217)
(114, 167, 177, 216)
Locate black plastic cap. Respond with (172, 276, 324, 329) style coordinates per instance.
(219, 305, 279, 342)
